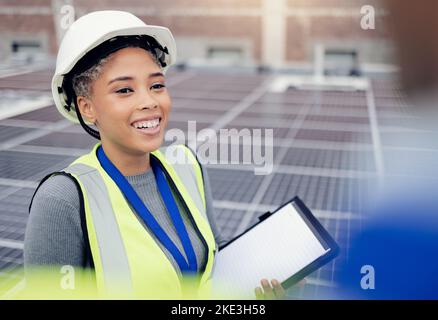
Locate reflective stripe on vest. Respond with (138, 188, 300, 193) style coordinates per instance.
(64, 142, 217, 298)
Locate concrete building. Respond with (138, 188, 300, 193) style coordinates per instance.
(0, 0, 393, 72)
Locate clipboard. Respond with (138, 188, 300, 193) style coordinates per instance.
(211, 196, 340, 296)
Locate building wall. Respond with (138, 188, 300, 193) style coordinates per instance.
(0, 0, 393, 68)
(285, 0, 393, 67)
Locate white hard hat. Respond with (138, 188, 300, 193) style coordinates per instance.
(51, 10, 177, 124)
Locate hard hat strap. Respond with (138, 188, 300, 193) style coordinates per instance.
(73, 97, 101, 140)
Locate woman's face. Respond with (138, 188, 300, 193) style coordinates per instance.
(79, 46, 171, 156)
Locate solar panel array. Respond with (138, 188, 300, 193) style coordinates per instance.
(0, 68, 422, 299)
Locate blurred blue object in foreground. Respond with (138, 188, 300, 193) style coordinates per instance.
(337, 185, 438, 299)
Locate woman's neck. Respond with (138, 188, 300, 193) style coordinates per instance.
(100, 142, 151, 176)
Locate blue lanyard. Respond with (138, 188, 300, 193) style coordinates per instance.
(96, 145, 198, 274)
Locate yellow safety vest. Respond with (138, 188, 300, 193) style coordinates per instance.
(63, 142, 218, 299)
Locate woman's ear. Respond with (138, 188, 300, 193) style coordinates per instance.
(76, 96, 97, 124)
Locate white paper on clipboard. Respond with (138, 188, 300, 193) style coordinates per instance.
(211, 201, 330, 297)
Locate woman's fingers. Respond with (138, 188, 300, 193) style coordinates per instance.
(271, 279, 286, 299)
(261, 279, 275, 300)
(254, 286, 264, 300)
(254, 279, 287, 299)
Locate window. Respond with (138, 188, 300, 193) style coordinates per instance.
(207, 47, 243, 61)
(11, 40, 41, 54)
(324, 49, 361, 77)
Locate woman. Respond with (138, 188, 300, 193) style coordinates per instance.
(24, 10, 284, 299)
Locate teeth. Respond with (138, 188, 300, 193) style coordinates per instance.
(133, 118, 160, 129)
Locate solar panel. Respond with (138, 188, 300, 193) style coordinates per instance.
(0, 70, 416, 299)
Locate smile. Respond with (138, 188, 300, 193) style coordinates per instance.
(131, 117, 162, 135)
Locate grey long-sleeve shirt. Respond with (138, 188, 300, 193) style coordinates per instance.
(24, 161, 226, 277)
